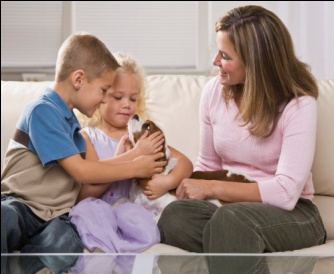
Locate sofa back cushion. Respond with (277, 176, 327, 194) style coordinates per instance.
(1, 78, 333, 197)
(145, 75, 213, 164)
(1, 81, 54, 169)
(311, 80, 334, 196)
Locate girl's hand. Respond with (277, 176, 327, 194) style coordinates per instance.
(115, 133, 133, 156)
(133, 131, 165, 156)
(141, 174, 172, 199)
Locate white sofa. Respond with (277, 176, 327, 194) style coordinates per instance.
(1, 76, 333, 261)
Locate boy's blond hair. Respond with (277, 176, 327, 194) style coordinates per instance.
(55, 32, 120, 82)
(78, 52, 148, 128)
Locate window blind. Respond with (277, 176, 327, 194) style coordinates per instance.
(1, 1, 199, 70)
(73, 1, 198, 69)
(1, 1, 63, 67)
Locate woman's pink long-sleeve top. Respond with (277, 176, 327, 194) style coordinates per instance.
(195, 77, 317, 211)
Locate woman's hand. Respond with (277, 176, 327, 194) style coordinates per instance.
(177, 177, 262, 203)
(176, 178, 213, 200)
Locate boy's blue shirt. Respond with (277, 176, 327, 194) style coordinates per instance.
(16, 87, 85, 166)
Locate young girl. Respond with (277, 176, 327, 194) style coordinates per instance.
(69, 53, 193, 253)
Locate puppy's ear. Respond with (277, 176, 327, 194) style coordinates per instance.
(132, 132, 141, 144)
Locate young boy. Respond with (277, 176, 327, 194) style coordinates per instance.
(1, 32, 166, 256)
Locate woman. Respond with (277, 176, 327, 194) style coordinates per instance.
(158, 5, 326, 257)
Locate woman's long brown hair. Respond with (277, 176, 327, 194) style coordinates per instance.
(216, 5, 318, 137)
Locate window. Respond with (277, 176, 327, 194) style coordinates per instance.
(1, 1, 207, 74)
(1, 1, 62, 67)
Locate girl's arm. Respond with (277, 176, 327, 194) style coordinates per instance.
(75, 130, 112, 203)
(142, 146, 193, 199)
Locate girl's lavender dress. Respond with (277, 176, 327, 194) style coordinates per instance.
(69, 127, 160, 253)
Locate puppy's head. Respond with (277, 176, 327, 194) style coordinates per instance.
(128, 114, 169, 162)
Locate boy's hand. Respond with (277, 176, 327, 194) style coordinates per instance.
(134, 153, 167, 178)
(133, 131, 165, 155)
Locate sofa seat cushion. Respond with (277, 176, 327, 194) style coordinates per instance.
(313, 195, 334, 240)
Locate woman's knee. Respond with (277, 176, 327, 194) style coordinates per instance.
(204, 203, 265, 253)
(211, 204, 237, 223)
(158, 201, 186, 238)
(159, 200, 216, 228)
(159, 200, 190, 226)
(158, 200, 216, 245)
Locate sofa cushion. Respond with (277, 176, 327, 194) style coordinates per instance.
(311, 80, 334, 196)
(145, 75, 213, 164)
(313, 195, 334, 240)
(2, 78, 334, 198)
(1, 77, 333, 254)
(1, 81, 54, 169)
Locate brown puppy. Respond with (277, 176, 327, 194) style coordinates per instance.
(191, 170, 253, 183)
(127, 114, 178, 218)
(128, 115, 170, 186)
(128, 115, 253, 208)
(190, 170, 254, 206)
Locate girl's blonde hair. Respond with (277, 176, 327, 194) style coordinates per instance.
(77, 52, 148, 128)
(216, 5, 318, 137)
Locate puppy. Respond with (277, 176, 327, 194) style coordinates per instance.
(127, 114, 178, 219)
(190, 169, 254, 206)
(191, 169, 253, 183)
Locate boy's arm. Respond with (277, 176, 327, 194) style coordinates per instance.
(75, 130, 166, 203)
(58, 129, 166, 186)
(58, 152, 165, 185)
(102, 131, 165, 163)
